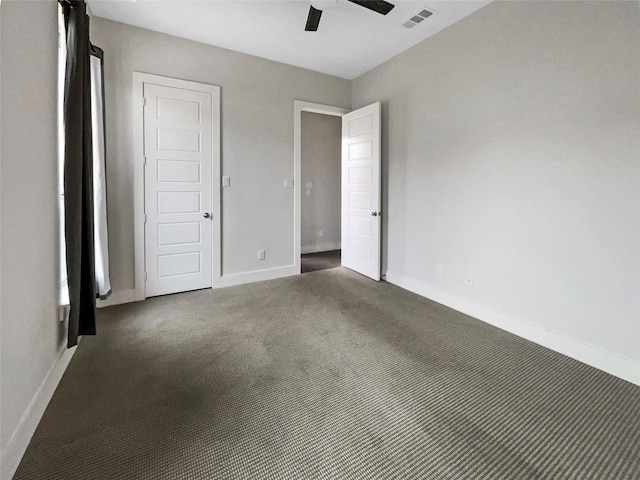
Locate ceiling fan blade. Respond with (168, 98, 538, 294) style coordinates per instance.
(347, 0, 395, 15)
(305, 6, 323, 31)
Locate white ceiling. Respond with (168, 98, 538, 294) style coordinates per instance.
(87, 0, 491, 80)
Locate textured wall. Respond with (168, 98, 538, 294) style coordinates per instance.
(352, 1, 640, 363)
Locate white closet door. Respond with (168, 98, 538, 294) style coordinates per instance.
(144, 83, 213, 297)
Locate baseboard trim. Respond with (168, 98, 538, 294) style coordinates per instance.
(97, 289, 138, 308)
(301, 242, 341, 255)
(1, 344, 78, 480)
(214, 265, 298, 288)
(385, 271, 640, 386)
(101, 268, 301, 304)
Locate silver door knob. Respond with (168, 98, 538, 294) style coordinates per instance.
(203, 212, 211, 218)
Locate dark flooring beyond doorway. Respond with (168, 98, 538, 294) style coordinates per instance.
(301, 249, 341, 273)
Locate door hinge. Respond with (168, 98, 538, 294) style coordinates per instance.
(144, 272, 147, 281)
(142, 97, 147, 107)
(144, 214, 148, 224)
(143, 156, 147, 165)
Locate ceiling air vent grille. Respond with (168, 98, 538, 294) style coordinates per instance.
(403, 8, 433, 29)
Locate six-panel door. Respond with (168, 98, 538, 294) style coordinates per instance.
(144, 83, 213, 297)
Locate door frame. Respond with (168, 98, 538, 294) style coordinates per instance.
(293, 101, 349, 274)
(133, 72, 221, 300)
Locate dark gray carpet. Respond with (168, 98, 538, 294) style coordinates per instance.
(14, 267, 640, 479)
(301, 249, 341, 273)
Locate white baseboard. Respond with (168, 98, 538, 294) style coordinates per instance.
(385, 271, 640, 386)
(97, 288, 138, 308)
(214, 265, 298, 288)
(301, 242, 341, 255)
(103, 268, 299, 304)
(1, 344, 78, 480)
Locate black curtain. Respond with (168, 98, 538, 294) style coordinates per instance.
(61, 0, 96, 347)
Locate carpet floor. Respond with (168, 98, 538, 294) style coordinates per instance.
(301, 250, 341, 274)
(14, 268, 640, 479)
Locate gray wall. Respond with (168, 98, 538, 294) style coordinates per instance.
(301, 112, 342, 254)
(352, 0, 640, 363)
(90, 18, 351, 290)
(0, 0, 66, 465)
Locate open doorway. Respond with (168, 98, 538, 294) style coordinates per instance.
(294, 101, 382, 280)
(293, 101, 349, 274)
(300, 111, 342, 273)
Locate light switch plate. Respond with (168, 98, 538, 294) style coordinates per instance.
(222, 176, 230, 187)
(284, 178, 294, 188)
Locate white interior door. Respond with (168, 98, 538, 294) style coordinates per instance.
(144, 83, 213, 297)
(341, 102, 381, 281)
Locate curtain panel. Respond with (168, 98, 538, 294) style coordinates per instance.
(90, 45, 112, 300)
(61, 0, 96, 347)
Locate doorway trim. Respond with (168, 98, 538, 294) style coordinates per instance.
(294, 101, 349, 274)
(133, 72, 221, 300)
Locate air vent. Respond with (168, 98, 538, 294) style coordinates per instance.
(403, 8, 433, 29)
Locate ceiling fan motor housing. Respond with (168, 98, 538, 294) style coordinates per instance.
(310, 0, 337, 11)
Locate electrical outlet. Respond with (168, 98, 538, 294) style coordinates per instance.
(306, 188, 311, 196)
(319, 230, 324, 237)
(284, 178, 294, 188)
(258, 250, 266, 261)
(436, 265, 444, 277)
(306, 181, 313, 189)
(465, 274, 474, 287)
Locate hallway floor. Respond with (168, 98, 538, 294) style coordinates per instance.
(301, 249, 341, 273)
